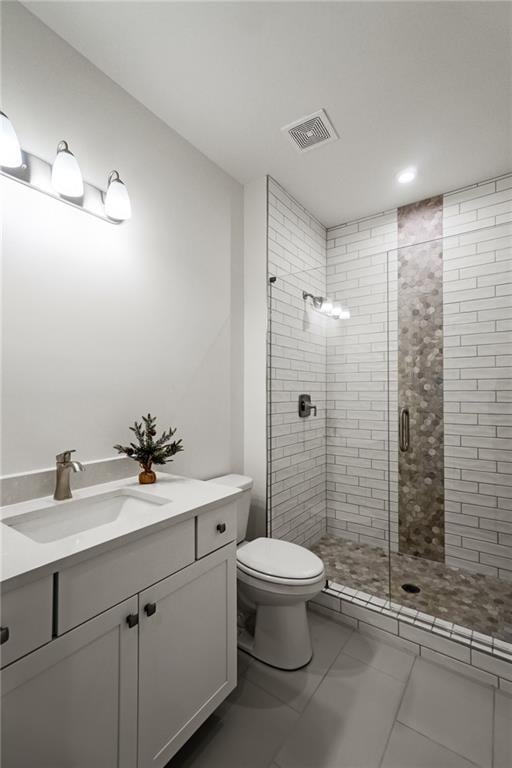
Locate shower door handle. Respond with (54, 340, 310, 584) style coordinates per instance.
(399, 408, 410, 452)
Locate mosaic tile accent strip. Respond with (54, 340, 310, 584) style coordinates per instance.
(310, 534, 512, 642)
(397, 195, 445, 561)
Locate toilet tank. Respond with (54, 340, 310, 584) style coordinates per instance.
(207, 474, 253, 543)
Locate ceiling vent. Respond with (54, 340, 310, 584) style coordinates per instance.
(281, 109, 338, 153)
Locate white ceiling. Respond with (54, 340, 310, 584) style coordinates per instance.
(24, 1, 512, 226)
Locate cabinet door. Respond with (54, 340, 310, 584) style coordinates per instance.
(138, 542, 237, 768)
(1, 596, 138, 768)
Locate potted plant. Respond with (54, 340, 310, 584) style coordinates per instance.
(114, 413, 183, 484)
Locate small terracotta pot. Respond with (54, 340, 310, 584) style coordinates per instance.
(139, 468, 156, 484)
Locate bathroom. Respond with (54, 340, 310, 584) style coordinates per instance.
(1, 1, 511, 766)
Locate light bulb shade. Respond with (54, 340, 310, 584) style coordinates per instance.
(52, 141, 83, 197)
(105, 170, 131, 221)
(321, 299, 333, 314)
(0, 111, 22, 168)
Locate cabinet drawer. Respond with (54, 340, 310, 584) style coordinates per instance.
(1, 575, 53, 668)
(58, 518, 194, 634)
(196, 501, 237, 559)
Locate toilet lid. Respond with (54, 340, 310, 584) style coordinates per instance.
(237, 538, 324, 581)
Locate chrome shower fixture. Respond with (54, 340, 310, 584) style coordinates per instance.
(302, 291, 350, 320)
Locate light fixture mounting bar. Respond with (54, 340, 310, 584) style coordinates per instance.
(1, 150, 120, 225)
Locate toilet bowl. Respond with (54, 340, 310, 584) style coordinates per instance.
(237, 537, 325, 669)
(207, 475, 325, 670)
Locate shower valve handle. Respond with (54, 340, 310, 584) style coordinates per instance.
(299, 394, 317, 417)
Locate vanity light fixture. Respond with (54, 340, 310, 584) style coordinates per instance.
(104, 170, 132, 221)
(0, 110, 130, 224)
(0, 110, 22, 168)
(51, 140, 84, 198)
(397, 166, 417, 184)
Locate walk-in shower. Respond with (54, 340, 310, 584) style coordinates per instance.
(266, 175, 512, 650)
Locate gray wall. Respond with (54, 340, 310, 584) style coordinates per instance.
(1, 3, 244, 485)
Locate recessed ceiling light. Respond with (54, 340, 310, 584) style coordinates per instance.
(397, 166, 417, 184)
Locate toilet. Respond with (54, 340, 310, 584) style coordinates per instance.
(208, 474, 325, 671)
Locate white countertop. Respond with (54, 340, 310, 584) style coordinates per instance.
(0, 473, 241, 588)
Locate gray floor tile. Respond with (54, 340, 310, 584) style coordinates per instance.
(494, 690, 512, 768)
(397, 658, 493, 768)
(167, 677, 299, 768)
(381, 722, 477, 768)
(343, 629, 415, 682)
(275, 652, 404, 768)
(246, 610, 353, 712)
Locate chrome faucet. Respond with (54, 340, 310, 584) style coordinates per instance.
(54, 450, 85, 500)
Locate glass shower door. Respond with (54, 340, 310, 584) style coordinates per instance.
(390, 212, 512, 644)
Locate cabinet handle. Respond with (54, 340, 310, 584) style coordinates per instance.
(0, 626, 9, 645)
(126, 613, 139, 629)
(144, 602, 157, 617)
(216, 523, 226, 534)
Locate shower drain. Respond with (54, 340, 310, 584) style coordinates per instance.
(401, 583, 421, 594)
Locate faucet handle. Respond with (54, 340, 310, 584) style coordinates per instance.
(56, 449, 76, 463)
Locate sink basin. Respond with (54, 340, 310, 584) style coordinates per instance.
(4, 489, 170, 543)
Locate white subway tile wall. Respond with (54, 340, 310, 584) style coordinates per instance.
(267, 178, 327, 546)
(325, 211, 399, 550)
(443, 174, 512, 581)
(268, 172, 512, 578)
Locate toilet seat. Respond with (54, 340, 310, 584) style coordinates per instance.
(237, 538, 325, 586)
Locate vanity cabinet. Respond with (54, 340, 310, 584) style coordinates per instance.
(138, 545, 236, 766)
(1, 511, 237, 768)
(1, 597, 138, 768)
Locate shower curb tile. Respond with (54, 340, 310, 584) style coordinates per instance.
(358, 621, 420, 656)
(308, 602, 357, 629)
(473, 631, 492, 645)
(420, 646, 498, 688)
(450, 633, 472, 647)
(413, 620, 434, 631)
(399, 622, 471, 663)
(494, 639, 512, 654)
(368, 596, 387, 607)
(471, 650, 512, 681)
(452, 624, 473, 638)
(313, 591, 341, 612)
(314, 579, 512, 685)
(431, 627, 452, 640)
(472, 641, 495, 654)
(315, 583, 512, 683)
(434, 618, 454, 631)
(343, 602, 398, 634)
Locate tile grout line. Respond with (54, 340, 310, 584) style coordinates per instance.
(491, 686, 495, 768)
(377, 653, 418, 768)
(242, 622, 356, 715)
(391, 721, 487, 768)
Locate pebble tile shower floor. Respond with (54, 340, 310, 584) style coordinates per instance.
(310, 535, 512, 642)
